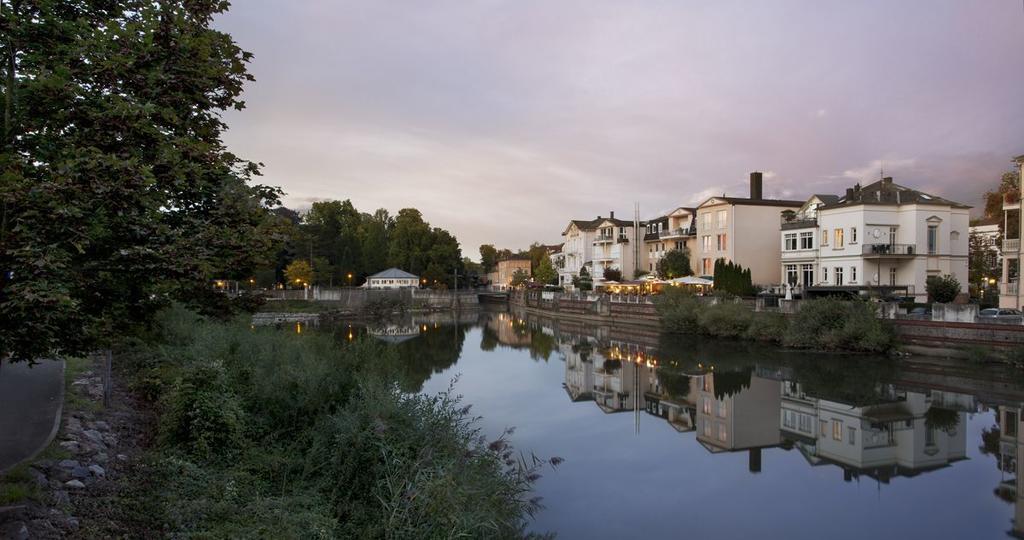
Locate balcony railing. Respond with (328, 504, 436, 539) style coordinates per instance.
(780, 216, 817, 230)
(594, 235, 614, 244)
(616, 234, 630, 243)
(659, 227, 693, 239)
(1004, 281, 1020, 296)
(863, 243, 916, 256)
(1003, 238, 1021, 252)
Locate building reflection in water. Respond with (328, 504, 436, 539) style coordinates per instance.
(541, 311, 987, 483)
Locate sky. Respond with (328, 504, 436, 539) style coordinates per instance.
(214, 0, 1024, 257)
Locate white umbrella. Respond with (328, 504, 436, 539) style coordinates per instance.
(670, 276, 713, 286)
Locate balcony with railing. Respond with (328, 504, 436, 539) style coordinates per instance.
(594, 234, 614, 244)
(862, 243, 917, 257)
(1003, 281, 1020, 296)
(1003, 238, 1021, 253)
(659, 227, 694, 239)
(780, 212, 817, 231)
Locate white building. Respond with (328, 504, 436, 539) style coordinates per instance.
(780, 177, 970, 302)
(559, 212, 643, 288)
(365, 268, 420, 289)
(999, 155, 1023, 309)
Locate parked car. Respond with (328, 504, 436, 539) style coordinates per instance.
(978, 308, 1024, 324)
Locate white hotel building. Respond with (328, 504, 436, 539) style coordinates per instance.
(999, 155, 1023, 309)
(780, 177, 970, 302)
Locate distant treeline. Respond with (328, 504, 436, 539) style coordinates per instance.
(263, 201, 465, 288)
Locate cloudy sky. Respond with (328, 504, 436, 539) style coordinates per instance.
(215, 0, 1024, 257)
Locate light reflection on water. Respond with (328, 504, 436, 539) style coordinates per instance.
(322, 308, 1024, 539)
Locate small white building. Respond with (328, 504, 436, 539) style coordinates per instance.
(780, 177, 970, 302)
(365, 268, 420, 289)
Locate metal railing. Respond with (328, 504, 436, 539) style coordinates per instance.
(1003, 238, 1021, 252)
(659, 227, 692, 238)
(780, 216, 817, 230)
(1004, 281, 1020, 296)
(863, 243, 916, 256)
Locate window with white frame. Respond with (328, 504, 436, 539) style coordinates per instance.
(702, 235, 712, 251)
(851, 227, 858, 244)
(785, 264, 798, 285)
(927, 224, 938, 254)
(821, 229, 829, 246)
(822, 266, 828, 283)
(717, 234, 727, 251)
(850, 266, 857, 283)
(834, 228, 844, 248)
(835, 266, 844, 285)
(717, 210, 728, 229)
(784, 233, 797, 251)
(800, 232, 813, 249)
(889, 267, 897, 286)
(801, 264, 814, 287)
(702, 213, 712, 230)
(832, 419, 843, 441)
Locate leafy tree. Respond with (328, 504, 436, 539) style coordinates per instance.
(926, 274, 961, 304)
(479, 244, 498, 273)
(510, 269, 530, 287)
(284, 260, 313, 287)
(603, 268, 623, 282)
(0, 0, 280, 361)
(657, 248, 692, 279)
(534, 255, 558, 285)
(968, 232, 1000, 301)
(357, 208, 392, 281)
(572, 266, 593, 291)
(983, 170, 1021, 239)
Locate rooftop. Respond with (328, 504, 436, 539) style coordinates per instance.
(368, 267, 419, 279)
(822, 177, 970, 210)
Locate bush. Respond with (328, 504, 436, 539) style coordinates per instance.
(783, 298, 894, 352)
(159, 363, 247, 459)
(653, 288, 702, 333)
(745, 313, 788, 343)
(926, 274, 961, 303)
(696, 301, 752, 338)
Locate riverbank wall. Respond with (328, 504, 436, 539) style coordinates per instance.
(263, 288, 480, 311)
(510, 292, 1024, 354)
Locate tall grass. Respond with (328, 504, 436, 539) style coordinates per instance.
(121, 305, 552, 538)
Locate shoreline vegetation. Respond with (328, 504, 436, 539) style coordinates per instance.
(107, 305, 555, 538)
(653, 289, 896, 354)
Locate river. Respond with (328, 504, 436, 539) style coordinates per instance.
(310, 308, 1024, 539)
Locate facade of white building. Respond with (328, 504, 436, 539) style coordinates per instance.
(780, 177, 970, 302)
(365, 268, 420, 289)
(558, 218, 600, 289)
(1000, 155, 1023, 309)
(559, 213, 643, 289)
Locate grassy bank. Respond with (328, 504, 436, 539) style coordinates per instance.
(654, 290, 895, 353)
(116, 305, 551, 538)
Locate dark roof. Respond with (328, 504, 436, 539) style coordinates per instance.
(566, 218, 602, 231)
(700, 197, 805, 208)
(971, 216, 1001, 227)
(1014, 154, 1024, 163)
(812, 194, 841, 205)
(822, 178, 970, 210)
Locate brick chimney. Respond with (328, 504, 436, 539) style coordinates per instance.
(610, 211, 615, 219)
(750, 172, 763, 200)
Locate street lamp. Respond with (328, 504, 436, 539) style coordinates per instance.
(347, 272, 353, 286)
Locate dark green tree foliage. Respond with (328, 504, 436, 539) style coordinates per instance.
(926, 274, 961, 304)
(713, 259, 755, 296)
(0, 1, 281, 360)
(479, 244, 498, 274)
(657, 248, 692, 278)
(602, 268, 623, 282)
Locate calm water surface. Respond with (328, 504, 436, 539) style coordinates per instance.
(319, 309, 1024, 539)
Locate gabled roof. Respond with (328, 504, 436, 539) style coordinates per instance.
(822, 178, 970, 210)
(697, 196, 805, 209)
(368, 267, 419, 279)
(1014, 154, 1024, 163)
(563, 218, 602, 235)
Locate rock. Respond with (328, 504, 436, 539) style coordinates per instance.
(94, 421, 111, 431)
(51, 490, 70, 506)
(87, 464, 105, 477)
(102, 434, 118, 446)
(95, 452, 109, 464)
(58, 459, 80, 470)
(0, 521, 29, 540)
(66, 517, 79, 531)
(64, 480, 85, 489)
(82, 429, 104, 443)
(116, 454, 128, 462)
(70, 467, 90, 479)
(27, 468, 48, 489)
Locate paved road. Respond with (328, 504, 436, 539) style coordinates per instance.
(0, 360, 63, 473)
